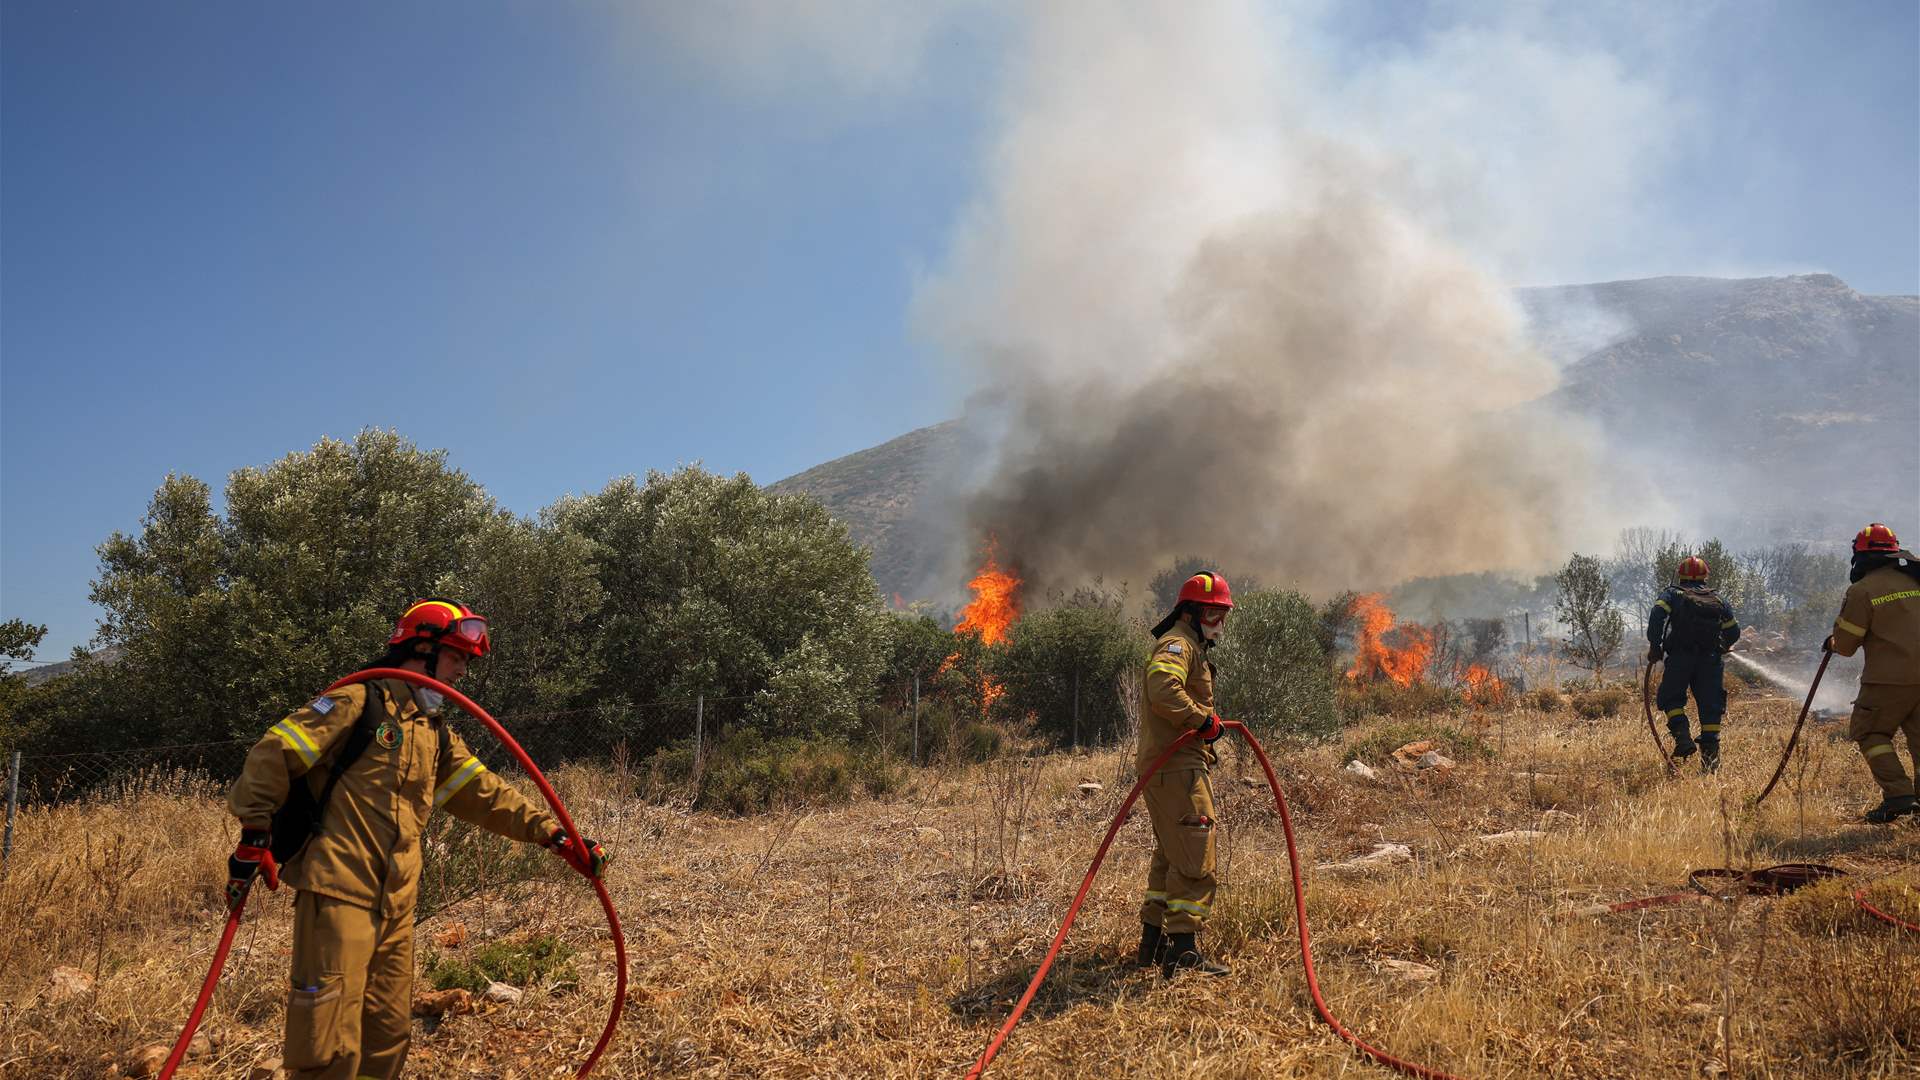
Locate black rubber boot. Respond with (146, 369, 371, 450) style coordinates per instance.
(1864, 794, 1918, 824)
(1699, 740, 1720, 775)
(1669, 722, 1697, 759)
(1136, 923, 1164, 968)
(1160, 932, 1229, 978)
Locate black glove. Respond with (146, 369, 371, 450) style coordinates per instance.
(1646, 644, 1663, 664)
(1821, 635, 1834, 654)
(1196, 714, 1225, 743)
(226, 828, 278, 909)
(546, 830, 610, 879)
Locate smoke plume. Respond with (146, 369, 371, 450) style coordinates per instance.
(914, 1, 1672, 597)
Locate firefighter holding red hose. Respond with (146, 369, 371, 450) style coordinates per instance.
(1826, 524, 1920, 824)
(1135, 571, 1234, 978)
(224, 599, 610, 1080)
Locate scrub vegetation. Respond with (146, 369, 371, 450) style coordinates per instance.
(3, 693, 1914, 1078)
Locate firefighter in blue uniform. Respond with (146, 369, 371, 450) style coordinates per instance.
(1647, 556, 1741, 772)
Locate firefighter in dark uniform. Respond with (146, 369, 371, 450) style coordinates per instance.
(224, 599, 610, 1080)
(1136, 571, 1233, 977)
(1826, 523, 1920, 823)
(1647, 556, 1741, 773)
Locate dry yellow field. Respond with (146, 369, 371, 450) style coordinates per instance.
(4, 693, 1916, 1079)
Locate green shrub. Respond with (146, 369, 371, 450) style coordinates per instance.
(1212, 589, 1340, 738)
(650, 728, 902, 814)
(426, 934, 576, 992)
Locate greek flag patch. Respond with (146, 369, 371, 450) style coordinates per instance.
(1166, 642, 1183, 655)
(310, 696, 334, 715)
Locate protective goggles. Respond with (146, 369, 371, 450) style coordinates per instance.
(437, 616, 490, 654)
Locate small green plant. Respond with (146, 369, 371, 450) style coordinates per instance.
(649, 728, 903, 814)
(425, 934, 576, 992)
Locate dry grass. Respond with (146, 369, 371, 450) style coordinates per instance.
(3, 694, 1916, 1079)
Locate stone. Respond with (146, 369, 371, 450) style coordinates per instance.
(1317, 842, 1414, 874)
(1538, 810, 1579, 830)
(1373, 958, 1439, 983)
(121, 1045, 169, 1078)
(1344, 760, 1378, 781)
(1391, 740, 1437, 768)
(1475, 830, 1546, 846)
(1416, 751, 1455, 771)
(483, 981, 524, 1004)
(432, 922, 468, 948)
(47, 965, 95, 1003)
(1076, 782, 1103, 796)
(247, 1058, 287, 1080)
(411, 988, 474, 1017)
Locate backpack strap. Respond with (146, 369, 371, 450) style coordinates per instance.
(310, 679, 389, 827)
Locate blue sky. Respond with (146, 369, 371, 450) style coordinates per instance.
(4, 2, 1916, 659)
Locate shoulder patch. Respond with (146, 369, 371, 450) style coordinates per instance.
(1165, 642, 1184, 655)
(310, 696, 335, 714)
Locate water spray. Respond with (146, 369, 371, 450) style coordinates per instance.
(1754, 648, 1833, 806)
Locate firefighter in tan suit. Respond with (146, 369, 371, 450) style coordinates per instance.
(225, 599, 609, 1080)
(1136, 571, 1233, 977)
(1827, 524, 1920, 824)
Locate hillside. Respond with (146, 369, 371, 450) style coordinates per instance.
(777, 275, 1920, 601)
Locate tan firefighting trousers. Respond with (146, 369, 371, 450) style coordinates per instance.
(1139, 768, 1217, 935)
(1850, 681, 1920, 799)
(286, 891, 415, 1080)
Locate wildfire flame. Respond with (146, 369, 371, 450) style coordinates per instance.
(1460, 663, 1506, 707)
(942, 543, 1022, 715)
(1346, 593, 1433, 687)
(953, 546, 1021, 646)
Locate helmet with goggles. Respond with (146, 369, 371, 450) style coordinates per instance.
(389, 598, 491, 658)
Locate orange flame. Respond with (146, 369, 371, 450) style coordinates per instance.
(1346, 593, 1433, 688)
(1460, 663, 1506, 706)
(953, 545, 1021, 646)
(939, 542, 1022, 716)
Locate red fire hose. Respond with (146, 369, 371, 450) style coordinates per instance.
(156, 854, 279, 1079)
(964, 720, 1461, 1080)
(1754, 647, 1832, 805)
(1642, 661, 1675, 776)
(1597, 863, 1917, 933)
(158, 669, 626, 1080)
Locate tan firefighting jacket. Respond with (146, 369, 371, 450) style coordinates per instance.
(228, 677, 557, 918)
(1831, 563, 1920, 685)
(1136, 621, 1218, 777)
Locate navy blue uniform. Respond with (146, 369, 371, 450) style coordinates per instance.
(1648, 584, 1741, 759)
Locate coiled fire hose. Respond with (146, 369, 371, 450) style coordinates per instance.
(158, 669, 626, 1080)
(964, 720, 1462, 1080)
(1600, 862, 1918, 932)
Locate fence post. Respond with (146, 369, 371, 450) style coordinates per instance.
(3, 750, 19, 874)
(912, 674, 920, 766)
(1523, 611, 1531, 651)
(1072, 670, 1080, 752)
(695, 694, 705, 775)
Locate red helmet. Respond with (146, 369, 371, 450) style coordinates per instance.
(389, 598, 491, 658)
(1854, 523, 1900, 554)
(1677, 557, 1709, 582)
(1177, 571, 1233, 608)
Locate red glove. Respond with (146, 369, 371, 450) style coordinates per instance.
(546, 830, 610, 878)
(1196, 715, 1225, 743)
(226, 829, 279, 909)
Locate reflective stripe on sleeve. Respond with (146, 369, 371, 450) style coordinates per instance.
(1720, 619, 1737, 628)
(270, 719, 320, 766)
(1147, 661, 1188, 679)
(1655, 599, 1672, 612)
(1864, 743, 1897, 759)
(1835, 617, 1867, 637)
(433, 757, 487, 808)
